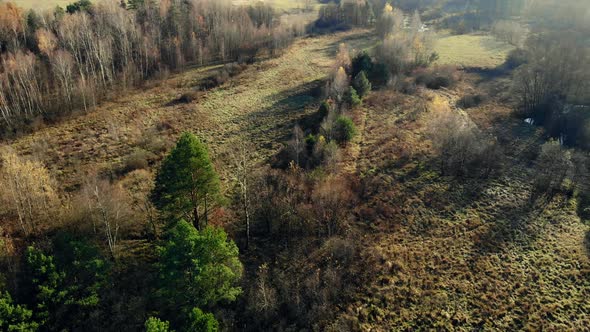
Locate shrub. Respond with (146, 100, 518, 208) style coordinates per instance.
(390, 75, 417, 95)
(457, 94, 486, 109)
(345, 87, 362, 107)
(215, 70, 230, 86)
(333, 116, 357, 144)
(352, 71, 371, 98)
(224, 62, 247, 77)
(186, 307, 218, 332)
(505, 48, 528, 69)
(140, 134, 170, 156)
(123, 148, 153, 172)
(305, 134, 318, 152)
(351, 51, 373, 78)
(176, 91, 201, 104)
(415, 67, 457, 90)
(145, 317, 170, 332)
(369, 62, 389, 86)
(318, 100, 331, 119)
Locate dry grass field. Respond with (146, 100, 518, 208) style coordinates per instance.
(11, 0, 71, 9)
(7, 29, 376, 190)
(328, 74, 590, 329)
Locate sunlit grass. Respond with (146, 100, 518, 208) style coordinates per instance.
(232, 0, 320, 12)
(12, 0, 71, 9)
(434, 33, 515, 68)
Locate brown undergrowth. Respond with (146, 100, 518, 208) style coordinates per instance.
(332, 73, 590, 330)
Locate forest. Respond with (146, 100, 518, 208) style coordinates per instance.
(0, 0, 589, 331)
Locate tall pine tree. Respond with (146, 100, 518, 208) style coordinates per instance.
(151, 132, 221, 230)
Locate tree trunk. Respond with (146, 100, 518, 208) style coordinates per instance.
(193, 206, 200, 230)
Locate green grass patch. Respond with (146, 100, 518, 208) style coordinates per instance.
(434, 33, 515, 68)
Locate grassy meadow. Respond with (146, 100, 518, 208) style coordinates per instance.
(434, 33, 515, 68)
(9, 29, 376, 190)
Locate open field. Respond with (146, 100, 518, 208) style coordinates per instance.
(12, 0, 71, 9)
(434, 33, 515, 68)
(7, 29, 376, 190)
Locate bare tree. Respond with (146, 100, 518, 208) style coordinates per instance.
(229, 140, 257, 248)
(35, 28, 57, 56)
(248, 263, 278, 321)
(0, 2, 25, 50)
(80, 176, 131, 258)
(289, 125, 306, 167)
(427, 103, 498, 177)
(335, 43, 351, 72)
(312, 176, 353, 237)
(331, 66, 349, 106)
(120, 169, 159, 239)
(376, 3, 404, 39)
(0, 0, 303, 128)
(0, 51, 44, 119)
(492, 20, 527, 47)
(50, 49, 76, 108)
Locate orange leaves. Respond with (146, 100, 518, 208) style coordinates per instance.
(0, 2, 24, 36)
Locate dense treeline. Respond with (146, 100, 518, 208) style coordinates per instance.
(0, 0, 304, 134)
(314, 0, 375, 30)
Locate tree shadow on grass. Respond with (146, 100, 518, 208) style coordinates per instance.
(366, 156, 506, 237)
(311, 30, 377, 59)
(472, 185, 565, 255)
(464, 66, 510, 81)
(225, 79, 326, 164)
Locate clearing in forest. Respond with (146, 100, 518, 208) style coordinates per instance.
(8, 29, 376, 189)
(434, 33, 515, 68)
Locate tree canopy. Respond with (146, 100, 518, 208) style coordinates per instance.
(0, 291, 37, 332)
(151, 132, 221, 230)
(157, 220, 242, 320)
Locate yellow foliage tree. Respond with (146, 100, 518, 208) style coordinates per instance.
(384, 3, 393, 13)
(0, 149, 58, 235)
(36, 28, 58, 56)
(332, 66, 349, 104)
